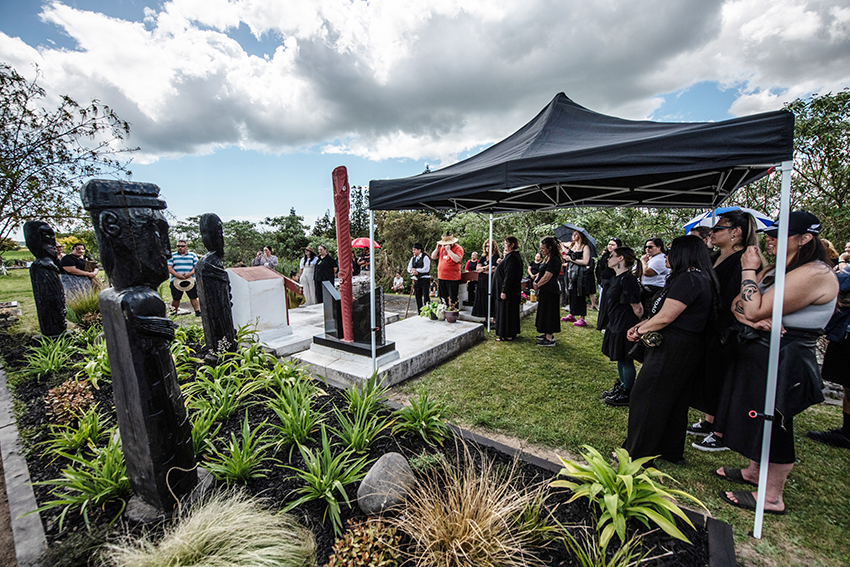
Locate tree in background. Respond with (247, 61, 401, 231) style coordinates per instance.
(169, 215, 205, 254)
(0, 63, 137, 244)
(264, 208, 310, 264)
(221, 220, 264, 267)
(350, 186, 370, 237)
(312, 209, 336, 239)
(374, 211, 442, 287)
(0, 237, 17, 253)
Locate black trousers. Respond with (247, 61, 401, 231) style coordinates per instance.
(438, 279, 459, 306)
(413, 277, 430, 311)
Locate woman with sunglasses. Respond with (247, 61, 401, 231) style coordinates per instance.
(691, 211, 763, 451)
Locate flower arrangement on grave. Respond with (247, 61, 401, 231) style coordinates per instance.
(419, 300, 441, 319)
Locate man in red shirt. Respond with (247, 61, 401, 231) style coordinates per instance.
(431, 234, 464, 308)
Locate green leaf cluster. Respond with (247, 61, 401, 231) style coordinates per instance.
(327, 518, 402, 567)
(40, 404, 112, 460)
(392, 393, 450, 445)
(205, 413, 277, 484)
(551, 446, 706, 550)
(24, 334, 76, 378)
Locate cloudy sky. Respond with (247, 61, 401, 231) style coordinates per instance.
(2, 0, 849, 230)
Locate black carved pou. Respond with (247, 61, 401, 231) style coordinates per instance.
(196, 213, 236, 355)
(24, 221, 66, 337)
(81, 179, 196, 520)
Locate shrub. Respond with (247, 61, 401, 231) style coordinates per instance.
(65, 286, 101, 324)
(344, 372, 390, 417)
(392, 392, 450, 445)
(101, 490, 316, 567)
(551, 446, 707, 551)
(205, 413, 277, 484)
(182, 362, 263, 421)
(45, 379, 95, 424)
(408, 450, 446, 474)
(40, 404, 111, 459)
(24, 334, 76, 378)
(268, 379, 324, 457)
(331, 404, 393, 454)
(74, 340, 111, 389)
(33, 431, 130, 531)
(79, 311, 102, 330)
(190, 407, 222, 459)
(283, 426, 371, 536)
(327, 518, 402, 567)
(559, 527, 648, 567)
(173, 323, 205, 345)
(385, 441, 546, 567)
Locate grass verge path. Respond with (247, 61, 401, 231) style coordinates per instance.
(392, 312, 850, 567)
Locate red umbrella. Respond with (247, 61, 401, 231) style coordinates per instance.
(351, 237, 381, 249)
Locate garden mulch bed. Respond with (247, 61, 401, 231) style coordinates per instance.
(0, 331, 710, 567)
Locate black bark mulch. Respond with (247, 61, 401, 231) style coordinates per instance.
(0, 332, 709, 567)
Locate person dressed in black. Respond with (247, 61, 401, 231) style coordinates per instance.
(314, 244, 338, 305)
(622, 235, 718, 464)
(472, 240, 500, 318)
(494, 236, 523, 342)
(562, 230, 595, 327)
(599, 247, 644, 406)
(464, 252, 479, 305)
(406, 243, 431, 312)
(595, 238, 622, 329)
(534, 236, 562, 347)
(527, 253, 543, 279)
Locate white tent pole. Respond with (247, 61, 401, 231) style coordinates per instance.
(753, 160, 792, 538)
(488, 213, 493, 332)
(369, 209, 377, 375)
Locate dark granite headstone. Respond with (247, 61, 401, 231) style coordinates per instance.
(322, 280, 343, 337)
(81, 179, 197, 521)
(23, 221, 66, 337)
(351, 287, 385, 344)
(196, 213, 236, 356)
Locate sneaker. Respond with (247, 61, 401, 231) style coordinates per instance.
(692, 433, 729, 452)
(536, 338, 556, 347)
(604, 389, 630, 406)
(807, 428, 850, 449)
(602, 381, 623, 398)
(536, 334, 546, 340)
(195, 310, 202, 317)
(687, 419, 715, 437)
(562, 315, 576, 322)
(573, 318, 587, 327)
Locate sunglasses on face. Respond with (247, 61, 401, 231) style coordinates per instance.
(644, 245, 655, 250)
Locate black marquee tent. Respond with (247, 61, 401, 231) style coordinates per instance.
(364, 93, 797, 537)
(369, 93, 794, 212)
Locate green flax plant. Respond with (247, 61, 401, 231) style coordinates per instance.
(182, 361, 263, 421)
(558, 525, 649, 567)
(331, 404, 394, 454)
(205, 413, 277, 484)
(344, 372, 391, 417)
(190, 406, 223, 459)
(74, 340, 111, 389)
(392, 392, 450, 445)
(32, 430, 131, 530)
(40, 404, 112, 459)
(283, 426, 371, 536)
(257, 360, 315, 394)
(224, 341, 277, 378)
(268, 379, 325, 458)
(551, 446, 707, 551)
(24, 334, 77, 378)
(173, 323, 205, 345)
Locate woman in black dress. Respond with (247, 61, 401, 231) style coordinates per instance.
(472, 240, 500, 318)
(494, 236, 523, 342)
(598, 247, 644, 406)
(533, 237, 562, 347)
(622, 235, 719, 464)
(595, 238, 622, 330)
(562, 231, 594, 327)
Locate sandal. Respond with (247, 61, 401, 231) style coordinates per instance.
(713, 467, 758, 487)
(719, 490, 785, 515)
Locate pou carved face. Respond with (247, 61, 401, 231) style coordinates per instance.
(97, 207, 171, 289)
(199, 213, 224, 256)
(23, 221, 57, 260)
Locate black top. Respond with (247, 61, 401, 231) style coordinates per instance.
(596, 251, 615, 286)
(529, 261, 542, 276)
(664, 270, 713, 332)
(495, 251, 523, 297)
(598, 271, 642, 332)
(536, 254, 561, 295)
(314, 255, 338, 282)
(712, 249, 749, 332)
(480, 251, 500, 269)
(60, 254, 86, 272)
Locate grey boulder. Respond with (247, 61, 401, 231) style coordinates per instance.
(357, 452, 414, 515)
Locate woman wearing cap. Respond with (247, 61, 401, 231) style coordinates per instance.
(714, 211, 838, 515)
(298, 247, 319, 305)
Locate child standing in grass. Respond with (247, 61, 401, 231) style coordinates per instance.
(598, 247, 643, 406)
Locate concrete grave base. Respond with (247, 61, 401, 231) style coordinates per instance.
(290, 316, 484, 389)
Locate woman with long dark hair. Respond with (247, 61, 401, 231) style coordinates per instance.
(714, 211, 838, 515)
(691, 210, 762, 450)
(562, 230, 595, 327)
(599, 247, 644, 406)
(596, 237, 623, 330)
(472, 240, 500, 318)
(534, 237, 562, 347)
(622, 235, 719, 464)
(494, 236, 523, 342)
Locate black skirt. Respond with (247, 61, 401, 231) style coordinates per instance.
(535, 291, 561, 334)
(821, 337, 850, 388)
(495, 296, 521, 338)
(624, 329, 704, 463)
(601, 330, 631, 361)
(472, 273, 496, 317)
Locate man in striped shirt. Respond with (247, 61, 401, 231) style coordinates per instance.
(167, 240, 200, 316)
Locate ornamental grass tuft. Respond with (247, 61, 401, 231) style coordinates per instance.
(101, 490, 316, 567)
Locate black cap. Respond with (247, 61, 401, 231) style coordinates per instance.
(413, 242, 423, 250)
(761, 211, 821, 237)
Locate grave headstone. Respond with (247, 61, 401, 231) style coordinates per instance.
(227, 266, 292, 346)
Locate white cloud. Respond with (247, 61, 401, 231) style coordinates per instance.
(1, 0, 848, 164)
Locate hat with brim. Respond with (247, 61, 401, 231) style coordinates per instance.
(438, 234, 458, 246)
(303, 246, 314, 253)
(760, 211, 821, 238)
(175, 277, 195, 291)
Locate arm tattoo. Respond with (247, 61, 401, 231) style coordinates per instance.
(741, 279, 758, 302)
(734, 300, 744, 314)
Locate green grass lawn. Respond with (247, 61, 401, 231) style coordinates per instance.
(393, 311, 850, 567)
